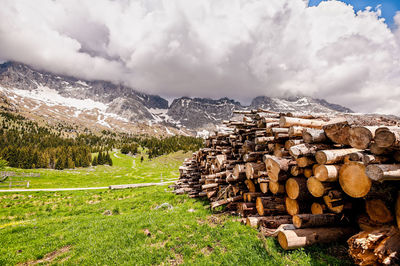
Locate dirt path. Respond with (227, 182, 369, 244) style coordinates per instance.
(0, 181, 175, 192)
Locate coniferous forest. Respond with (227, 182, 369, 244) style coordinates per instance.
(0, 111, 203, 170)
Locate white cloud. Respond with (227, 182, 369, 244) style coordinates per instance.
(0, 0, 400, 114)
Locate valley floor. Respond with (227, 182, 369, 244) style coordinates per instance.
(0, 152, 352, 265)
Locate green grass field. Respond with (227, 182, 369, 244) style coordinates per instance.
(1, 151, 188, 189)
(0, 151, 352, 265)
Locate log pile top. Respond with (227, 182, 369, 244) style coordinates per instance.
(173, 110, 400, 265)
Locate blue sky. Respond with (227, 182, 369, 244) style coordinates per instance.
(308, 0, 400, 28)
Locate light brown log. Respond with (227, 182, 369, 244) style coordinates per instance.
(210, 195, 243, 209)
(304, 168, 313, 178)
(315, 148, 361, 165)
(365, 199, 394, 224)
(244, 192, 265, 202)
(244, 179, 256, 193)
(292, 214, 344, 228)
(278, 227, 355, 250)
(264, 156, 293, 182)
(313, 164, 340, 182)
(348, 126, 379, 149)
(259, 182, 268, 193)
(365, 164, 400, 182)
(256, 197, 286, 216)
(255, 136, 274, 145)
(289, 143, 330, 158)
(280, 116, 326, 129)
(286, 177, 311, 200)
(296, 157, 315, 168)
(374, 127, 400, 148)
(245, 162, 266, 179)
(269, 181, 285, 195)
(306, 177, 337, 197)
(323, 120, 350, 145)
(311, 202, 326, 214)
(233, 164, 246, 180)
(246, 215, 293, 228)
(285, 197, 308, 216)
(323, 192, 347, 214)
(284, 139, 303, 150)
(339, 162, 372, 198)
(288, 126, 305, 137)
(302, 128, 327, 143)
(290, 166, 303, 177)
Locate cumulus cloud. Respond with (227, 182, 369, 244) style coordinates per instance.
(0, 0, 400, 114)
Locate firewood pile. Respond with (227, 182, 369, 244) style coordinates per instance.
(173, 110, 400, 265)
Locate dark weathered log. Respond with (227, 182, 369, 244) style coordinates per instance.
(323, 120, 350, 145)
(256, 197, 286, 216)
(292, 214, 344, 228)
(278, 227, 355, 250)
(396, 192, 400, 229)
(246, 215, 292, 228)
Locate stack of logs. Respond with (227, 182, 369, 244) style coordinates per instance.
(173, 110, 400, 265)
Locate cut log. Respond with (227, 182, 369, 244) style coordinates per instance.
(362, 154, 391, 165)
(269, 181, 285, 195)
(370, 142, 392, 155)
(304, 168, 313, 178)
(280, 116, 326, 129)
(307, 177, 337, 197)
(256, 197, 286, 216)
(255, 136, 275, 145)
(245, 162, 266, 179)
(290, 166, 303, 177)
(292, 214, 344, 228)
(311, 202, 326, 214)
(348, 126, 378, 149)
(244, 179, 256, 193)
(323, 120, 350, 145)
(365, 199, 394, 224)
(285, 197, 308, 216)
(296, 157, 315, 168)
(374, 127, 400, 148)
(285, 177, 311, 200)
(233, 164, 246, 180)
(313, 164, 340, 182)
(244, 192, 265, 202)
(289, 143, 330, 158)
(259, 182, 268, 193)
(264, 156, 293, 182)
(246, 215, 292, 228)
(284, 139, 303, 150)
(210, 195, 243, 209)
(339, 162, 371, 198)
(302, 128, 327, 143)
(278, 227, 355, 250)
(365, 164, 400, 182)
(315, 148, 361, 165)
(288, 126, 305, 137)
(323, 192, 347, 214)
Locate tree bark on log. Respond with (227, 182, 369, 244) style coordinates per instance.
(211, 195, 243, 209)
(264, 156, 293, 182)
(315, 148, 361, 164)
(323, 120, 350, 145)
(286, 177, 311, 200)
(280, 116, 326, 129)
(292, 214, 344, 228)
(246, 215, 292, 228)
(289, 143, 330, 158)
(374, 127, 400, 148)
(278, 227, 355, 250)
(313, 164, 340, 182)
(245, 162, 266, 179)
(302, 128, 327, 143)
(256, 196, 286, 216)
(348, 126, 378, 149)
(365, 164, 400, 182)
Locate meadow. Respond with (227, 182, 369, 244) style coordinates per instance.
(0, 151, 352, 265)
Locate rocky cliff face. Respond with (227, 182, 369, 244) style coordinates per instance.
(0, 62, 354, 132)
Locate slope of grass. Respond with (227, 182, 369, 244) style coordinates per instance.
(1, 151, 188, 189)
(0, 186, 352, 265)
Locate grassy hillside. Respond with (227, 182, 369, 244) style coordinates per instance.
(0, 152, 352, 265)
(2, 151, 189, 189)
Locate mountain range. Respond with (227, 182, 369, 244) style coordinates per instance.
(0, 62, 353, 136)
